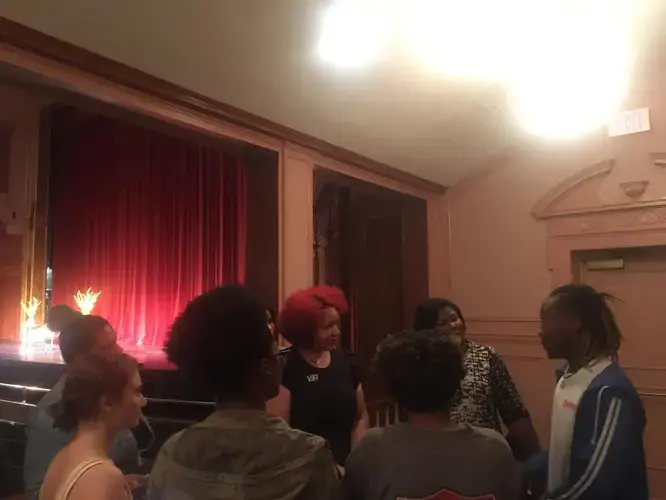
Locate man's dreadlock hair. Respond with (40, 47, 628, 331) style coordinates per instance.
(547, 283, 623, 362)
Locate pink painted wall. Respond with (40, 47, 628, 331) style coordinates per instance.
(445, 64, 666, 495)
(447, 65, 666, 319)
(447, 143, 607, 318)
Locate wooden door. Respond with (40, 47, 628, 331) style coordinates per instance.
(581, 246, 666, 498)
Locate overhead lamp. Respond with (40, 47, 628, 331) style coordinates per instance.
(317, 0, 389, 68)
(400, 0, 528, 81)
(510, 0, 633, 139)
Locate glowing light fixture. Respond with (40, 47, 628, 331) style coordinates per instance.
(317, 0, 389, 68)
(400, 0, 528, 80)
(74, 288, 101, 315)
(509, 0, 633, 139)
(20, 297, 41, 330)
(316, 0, 641, 140)
(20, 297, 57, 353)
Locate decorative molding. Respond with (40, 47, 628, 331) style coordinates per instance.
(637, 387, 666, 399)
(468, 333, 541, 344)
(0, 17, 446, 194)
(547, 206, 666, 237)
(500, 354, 546, 361)
(466, 317, 540, 323)
(651, 152, 666, 167)
(623, 365, 666, 372)
(620, 180, 649, 199)
(532, 160, 614, 219)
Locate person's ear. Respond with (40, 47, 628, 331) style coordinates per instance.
(100, 395, 113, 415)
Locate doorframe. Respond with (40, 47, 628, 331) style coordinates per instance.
(532, 162, 666, 398)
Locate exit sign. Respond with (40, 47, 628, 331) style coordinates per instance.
(608, 108, 651, 137)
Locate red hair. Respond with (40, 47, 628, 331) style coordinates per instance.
(278, 286, 348, 348)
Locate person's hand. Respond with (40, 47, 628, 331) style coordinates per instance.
(125, 474, 149, 490)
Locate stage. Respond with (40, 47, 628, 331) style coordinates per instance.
(0, 340, 175, 371)
(0, 340, 214, 408)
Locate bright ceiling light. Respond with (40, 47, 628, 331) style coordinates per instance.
(400, 0, 529, 80)
(510, 0, 634, 140)
(511, 57, 630, 141)
(317, 0, 389, 68)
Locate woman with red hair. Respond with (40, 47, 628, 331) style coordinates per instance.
(268, 286, 368, 468)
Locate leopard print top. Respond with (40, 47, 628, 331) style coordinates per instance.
(450, 340, 529, 431)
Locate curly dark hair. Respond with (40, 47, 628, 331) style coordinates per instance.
(51, 352, 138, 432)
(58, 315, 111, 364)
(374, 330, 465, 413)
(413, 298, 465, 331)
(164, 285, 274, 398)
(46, 304, 82, 333)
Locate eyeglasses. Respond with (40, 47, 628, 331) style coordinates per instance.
(275, 349, 289, 367)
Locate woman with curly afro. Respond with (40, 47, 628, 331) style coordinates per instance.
(268, 286, 368, 468)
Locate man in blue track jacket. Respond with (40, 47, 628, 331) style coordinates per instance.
(525, 283, 648, 500)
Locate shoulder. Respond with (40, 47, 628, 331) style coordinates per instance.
(469, 425, 510, 445)
(154, 429, 186, 462)
(346, 427, 385, 464)
(358, 426, 385, 444)
(585, 364, 641, 400)
(466, 340, 499, 359)
(595, 363, 638, 389)
(70, 461, 127, 500)
(466, 425, 514, 460)
(269, 426, 337, 470)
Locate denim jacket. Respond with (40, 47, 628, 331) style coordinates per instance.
(23, 376, 149, 500)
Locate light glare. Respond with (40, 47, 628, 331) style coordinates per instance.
(316, 0, 640, 140)
(318, 0, 388, 68)
(510, 0, 633, 139)
(74, 288, 102, 315)
(400, 0, 528, 80)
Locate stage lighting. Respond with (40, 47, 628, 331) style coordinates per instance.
(317, 0, 389, 68)
(74, 288, 102, 315)
(20, 297, 41, 330)
(19, 297, 58, 353)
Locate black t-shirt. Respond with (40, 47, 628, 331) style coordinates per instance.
(282, 348, 360, 465)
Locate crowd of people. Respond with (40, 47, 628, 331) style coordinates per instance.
(21, 283, 648, 500)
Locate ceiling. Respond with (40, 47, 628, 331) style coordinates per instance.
(0, 1, 663, 185)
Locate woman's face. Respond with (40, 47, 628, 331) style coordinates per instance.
(104, 368, 146, 429)
(436, 307, 466, 344)
(314, 307, 341, 351)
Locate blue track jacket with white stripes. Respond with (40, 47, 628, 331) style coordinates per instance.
(526, 362, 648, 500)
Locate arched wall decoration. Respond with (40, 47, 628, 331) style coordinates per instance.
(531, 159, 615, 219)
(531, 156, 666, 288)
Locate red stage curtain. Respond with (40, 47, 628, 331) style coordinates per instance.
(50, 116, 246, 346)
